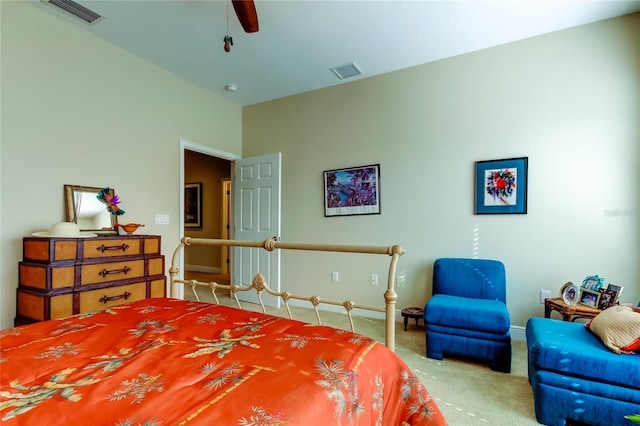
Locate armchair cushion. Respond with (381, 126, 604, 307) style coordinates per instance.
(426, 324, 512, 342)
(433, 258, 506, 302)
(425, 294, 510, 334)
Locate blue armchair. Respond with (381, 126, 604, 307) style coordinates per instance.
(424, 258, 511, 373)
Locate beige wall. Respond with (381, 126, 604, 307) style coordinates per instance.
(243, 14, 640, 328)
(0, 1, 242, 328)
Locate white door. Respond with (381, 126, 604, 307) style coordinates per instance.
(232, 153, 281, 307)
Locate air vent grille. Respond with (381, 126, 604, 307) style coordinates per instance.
(46, 0, 103, 25)
(330, 62, 364, 80)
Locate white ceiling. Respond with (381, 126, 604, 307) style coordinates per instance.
(34, 0, 640, 107)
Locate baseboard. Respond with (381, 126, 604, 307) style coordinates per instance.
(184, 264, 221, 274)
(511, 325, 526, 341)
(258, 298, 527, 342)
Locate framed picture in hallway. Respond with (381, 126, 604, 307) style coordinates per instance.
(185, 182, 202, 228)
(474, 157, 528, 214)
(323, 164, 381, 217)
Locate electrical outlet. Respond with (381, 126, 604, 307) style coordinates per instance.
(371, 274, 378, 286)
(331, 271, 339, 283)
(540, 289, 551, 304)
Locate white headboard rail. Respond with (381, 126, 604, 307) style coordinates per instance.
(168, 237, 406, 352)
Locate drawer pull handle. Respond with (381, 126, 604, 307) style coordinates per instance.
(99, 292, 132, 304)
(97, 244, 130, 253)
(98, 266, 132, 278)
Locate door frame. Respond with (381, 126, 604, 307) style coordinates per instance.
(178, 138, 240, 298)
(221, 179, 231, 274)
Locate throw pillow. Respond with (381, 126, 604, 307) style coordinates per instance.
(586, 305, 640, 354)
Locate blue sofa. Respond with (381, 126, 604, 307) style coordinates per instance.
(526, 317, 640, 426)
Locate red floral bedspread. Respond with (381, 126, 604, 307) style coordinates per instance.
(1, 298, 446, 425)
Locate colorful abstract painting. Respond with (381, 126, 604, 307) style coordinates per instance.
(475, 157, 528, 214)
(484, 168, 518, 206)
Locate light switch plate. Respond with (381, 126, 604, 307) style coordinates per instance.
(155, 214, 170, 225)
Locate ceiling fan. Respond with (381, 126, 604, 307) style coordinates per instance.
(231, 0, 259, 33)
(223, 0, 258, 52)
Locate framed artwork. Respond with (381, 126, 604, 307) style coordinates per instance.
(474, 157, 528, 214)
(185, 182, 202, 228)
(578, 288, 601, 308)
(323, 164, 381, 217)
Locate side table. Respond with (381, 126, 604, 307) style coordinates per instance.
(401, 307, 424, 331)
(544, 297, 601, 322)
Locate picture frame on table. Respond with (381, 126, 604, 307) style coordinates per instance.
(474, 157, 528, 214)
(184, 182, 202, 228)
(560, 282, 579, 306)
(607, 284, 623, 304)
(581, 275, 604, 291)
(578, 288, 601, 308)
(323, 164, 380, 217)
(597, 289, 617, 310)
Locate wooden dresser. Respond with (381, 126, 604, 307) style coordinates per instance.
(16, 235, 166, 326)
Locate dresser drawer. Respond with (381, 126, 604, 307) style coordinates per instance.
(23, 238, 78, 263)
(80, 259, 146, 285)
(79, 282, 147, 313)
(148, 255, 164, 276)
(81, 238, 142, 259)
(149, 277, 166, 298)
(19, 261, 75, 290)
(143, 236, 161, 255)
(19, 258, 157, 290)
(17, 288, 73, 323)
(23, 236, 162, 262)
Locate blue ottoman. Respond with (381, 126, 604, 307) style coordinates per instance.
(526, 317, 640, 426)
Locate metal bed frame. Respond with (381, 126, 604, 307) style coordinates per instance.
(169, 237, 405, 351)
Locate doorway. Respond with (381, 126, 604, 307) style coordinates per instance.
(179, 139, 239, 296)
(178, 140, 282, 305)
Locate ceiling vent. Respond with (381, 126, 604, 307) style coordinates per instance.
(44, 0, 103, 25)
(330, 62, 363, 80)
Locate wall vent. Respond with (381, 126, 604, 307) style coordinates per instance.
(44, 0, 103, 25)
(330, 62, 364, 80)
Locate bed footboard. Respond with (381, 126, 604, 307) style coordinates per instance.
(169, 237, 405, 352)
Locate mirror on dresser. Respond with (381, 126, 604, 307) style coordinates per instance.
(64, 185, 119, 234)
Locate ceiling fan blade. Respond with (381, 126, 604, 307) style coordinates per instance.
(231, 0, 259, 33)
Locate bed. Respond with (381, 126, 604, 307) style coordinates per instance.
(1, 238, 447, 425)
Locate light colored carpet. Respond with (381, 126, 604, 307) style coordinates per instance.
(183, 281, 538, 425)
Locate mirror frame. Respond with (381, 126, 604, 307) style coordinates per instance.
(64, 185, 118, 234)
